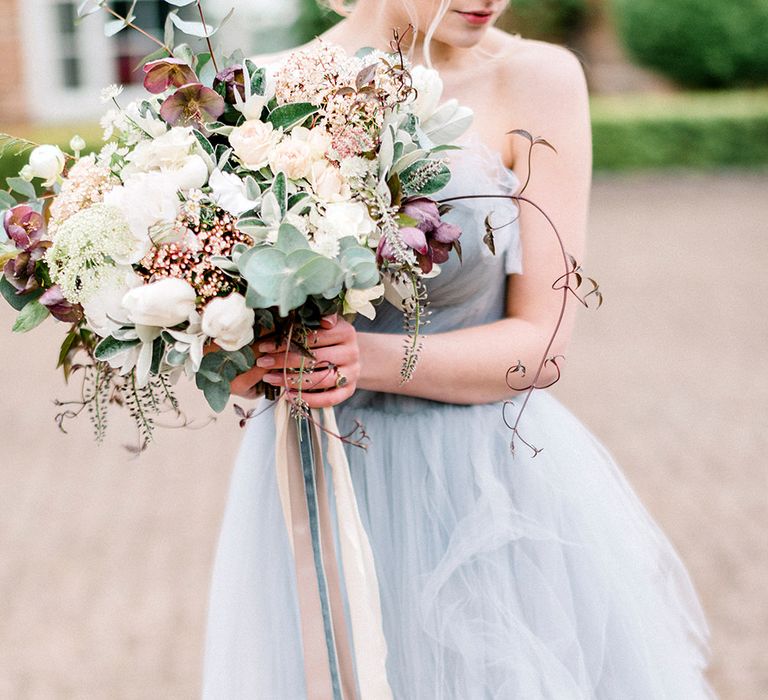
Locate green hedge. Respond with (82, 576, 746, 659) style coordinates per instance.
(591, 90, 768, 170)
(499, 0, 588, 43)
(612, 0, 768, 88)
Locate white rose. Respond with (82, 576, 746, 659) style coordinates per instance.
(409, 66, 444, 122)
(127, 126, 196, 171)
(343, 284, 384, 320)
(103, 172, 181, 263)
(317, 201, 375, 242)
(290, 126, 332, 161)
(122, 277, 197, 328)
(162, 154, 209, 191)
(209, 168, 259, 216)
(28, 145, 66, 186)
(201, 293, 255, 351)
(230, 120, 281, 170)
(268, 137, 313, 180)
(309, 160, 350, 202)
(82, 267, 143, 336)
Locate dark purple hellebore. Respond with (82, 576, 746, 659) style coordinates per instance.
(143, 58, 198, 94)
(39, 285, 83, 323)
(213, 65, 246, 104)
(4, 205, 44, 250)
(3, 205, 50, 294)
(378, 197, 462, 274)
(159, 83, 226, 126)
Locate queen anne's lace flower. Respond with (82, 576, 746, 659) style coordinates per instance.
(46, 203, 137, 304)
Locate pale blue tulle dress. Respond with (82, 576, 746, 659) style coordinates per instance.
(202, 136, 714, 699)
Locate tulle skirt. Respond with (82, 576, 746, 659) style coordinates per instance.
(202, 390, 714, 699)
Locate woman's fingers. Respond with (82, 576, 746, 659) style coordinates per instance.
(256, 344, 356, 371)
(320, 313, 338, 329)
(230, 365, 269, 398)
(287, 385, 355, 409)
(263, 362, 358, 392)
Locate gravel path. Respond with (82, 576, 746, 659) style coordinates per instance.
(1, 172, 765, 699)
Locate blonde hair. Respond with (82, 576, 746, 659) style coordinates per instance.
(318, 0, 453, 68)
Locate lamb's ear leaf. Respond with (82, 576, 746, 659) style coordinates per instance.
(267, 102, 319, 130)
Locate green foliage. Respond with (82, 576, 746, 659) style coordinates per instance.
(0, 277, 42, 311)
(195, 346, 255, 412)
(591, 90, 768, 170)
(11, 299, 49, 332)
(499, 0, 587, 42)
(238, 224, 344, 316)
(267, 102, 320, 130)
(612, 0, 768, 88)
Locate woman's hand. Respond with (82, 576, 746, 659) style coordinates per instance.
(256, 314, 360, 408)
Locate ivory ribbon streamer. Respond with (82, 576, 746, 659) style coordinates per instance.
(323, 407, 394, 700)
(273, 399, 393, 700)
(277, 399, 337, 700)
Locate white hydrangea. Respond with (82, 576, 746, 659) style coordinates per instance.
(46, 203, 137, 304)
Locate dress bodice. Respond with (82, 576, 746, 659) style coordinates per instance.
(354, 132, 522, 337)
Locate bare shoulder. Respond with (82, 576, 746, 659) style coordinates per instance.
(494, 33, 589, 109)
(481, 33, 590, 159)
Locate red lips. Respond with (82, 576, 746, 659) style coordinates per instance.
(455, 10, 494, 26)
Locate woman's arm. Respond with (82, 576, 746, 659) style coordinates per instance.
(356, 45, 592, 404)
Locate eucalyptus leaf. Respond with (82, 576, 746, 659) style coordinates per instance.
(275, 223, 309, 254)
(169, 14, 218, 38)
(195, 347, 255, 412)
(0, 190, 17, 210)
(104, 17, 130, 37)
(6, 177, 36, 200)
(12, 299, 49, 333)
(77, 0, 105, 18)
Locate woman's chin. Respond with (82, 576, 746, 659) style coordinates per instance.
(430, 26, 492, 51)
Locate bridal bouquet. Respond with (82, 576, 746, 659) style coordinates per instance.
(0, 8, 471, 445)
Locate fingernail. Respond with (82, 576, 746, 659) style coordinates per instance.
(263, 374, 280, 384)
(256, 355, 275, 368)
(258, 343, 275, 352)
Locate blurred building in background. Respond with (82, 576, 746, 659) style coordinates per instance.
(0, 0, 334, 125)
(1, 0, 171, 123)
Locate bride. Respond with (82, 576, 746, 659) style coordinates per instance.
(203, 1, 715, 697)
